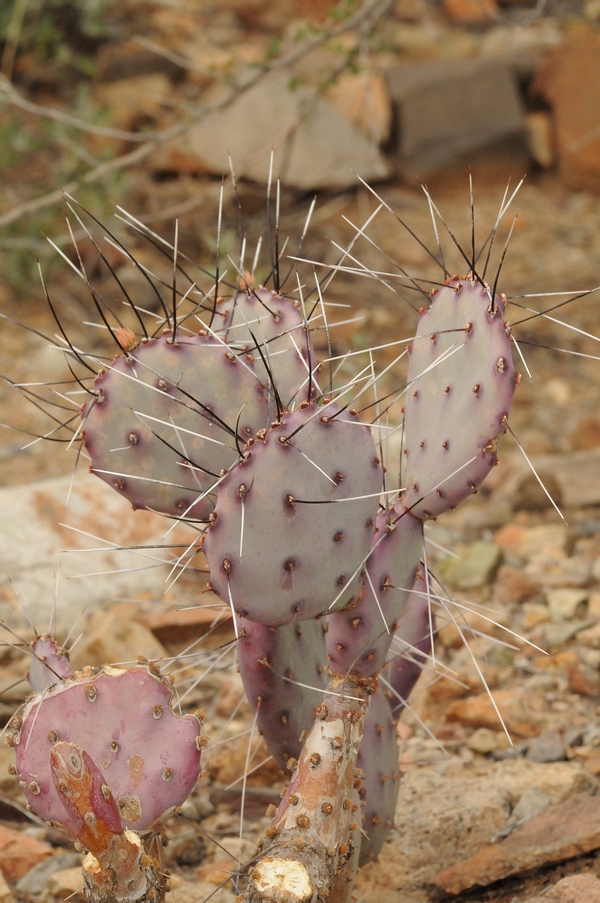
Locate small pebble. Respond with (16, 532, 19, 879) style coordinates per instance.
(467, 728, 498, 754)
(527, 730, 566, 763)
(545, 588, 588, 620)
(543, 620, 594, 648)
(16, 853, 82, 896)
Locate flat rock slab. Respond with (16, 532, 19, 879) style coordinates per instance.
(0, 823, 52, 883)
(0, 474, 192, 635)
(525, 873, 600, 902)
(533, 28, 600, 191)
(429, 793, 600, 897)
(386, 58, 525, 178)
(156, 71, 390, 190)
(354, 759, 596, 900)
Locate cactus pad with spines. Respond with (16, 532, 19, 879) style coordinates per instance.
(356, 685, 399, 864)
(82, 332, 269, 519)
(401, 277, 516, 520)
(28, 635, 73, 693)
(204, 400, 383, 625)
(386, 570, 436, 719)
(11, 663, 203, 835)
(326, 504, 423, 680)
(219, 283, 318, 415)
(237, 618, 328, 768)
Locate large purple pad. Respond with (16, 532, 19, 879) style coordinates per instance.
(204, 401, 383, 625)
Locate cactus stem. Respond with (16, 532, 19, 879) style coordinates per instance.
(247, 679, 366, 903)
(50, 742, 162, 903)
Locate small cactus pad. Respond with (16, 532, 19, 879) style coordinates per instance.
(50, 742, 125, 851)
(401, 278, 516, 520)
(356, 570, 435, 861)
(28, 635, 72, 693)
(82, 333, 268, 518)
(356, 686, 399, 864)
(204, 401, 383, 625)
(326, 505, 422, 680)
(50, 742, 162, 903)
(12, 664, 202, 835)
(218, 285, 318, 414)
(386, 570, 436, 719)
(237, 618, 327, 767)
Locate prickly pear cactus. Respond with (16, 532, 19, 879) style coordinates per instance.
(4, 183, 534, 903)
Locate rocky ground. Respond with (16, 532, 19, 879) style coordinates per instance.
(1, 2, 600, 902)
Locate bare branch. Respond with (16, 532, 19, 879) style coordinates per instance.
(0, 74, 158, 142)
(0, 0, 395, 231)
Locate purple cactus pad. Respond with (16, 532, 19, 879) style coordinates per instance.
(82, 333, 268, 519)
(204, 400, 383, 625)
(12, 664, 202, 836)
(326, 505, 422, 680)
(356, 685, 399, 864)
(27, 635, 73, 693)
(218, 285, 318, 415)
(401, 277, 516, 520)
(237, 618, 328, 767)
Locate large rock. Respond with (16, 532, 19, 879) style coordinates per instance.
(386, 57, 526, 178)
(533, 28, 600, 191)
(430, 793, 600, 896)
(155, 71, 390, 189)
(0, 474, 193, 636)
(354, 758, 596, 899)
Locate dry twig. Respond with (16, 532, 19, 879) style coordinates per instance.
(0, 0, 394, 231)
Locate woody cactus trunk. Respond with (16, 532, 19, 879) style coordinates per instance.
(4, 190, 521, 903)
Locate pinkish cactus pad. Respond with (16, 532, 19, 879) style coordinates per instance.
(28, 635, 72, 693)
(82, 333, 268, 519)
(12, 664, 202, 836)
(402, 277, 516, 520)
(204, 400, 383, 625)
(218, 286, 318, 416)
(237, 617, 327, 767)
(326, 504, 423, 680)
